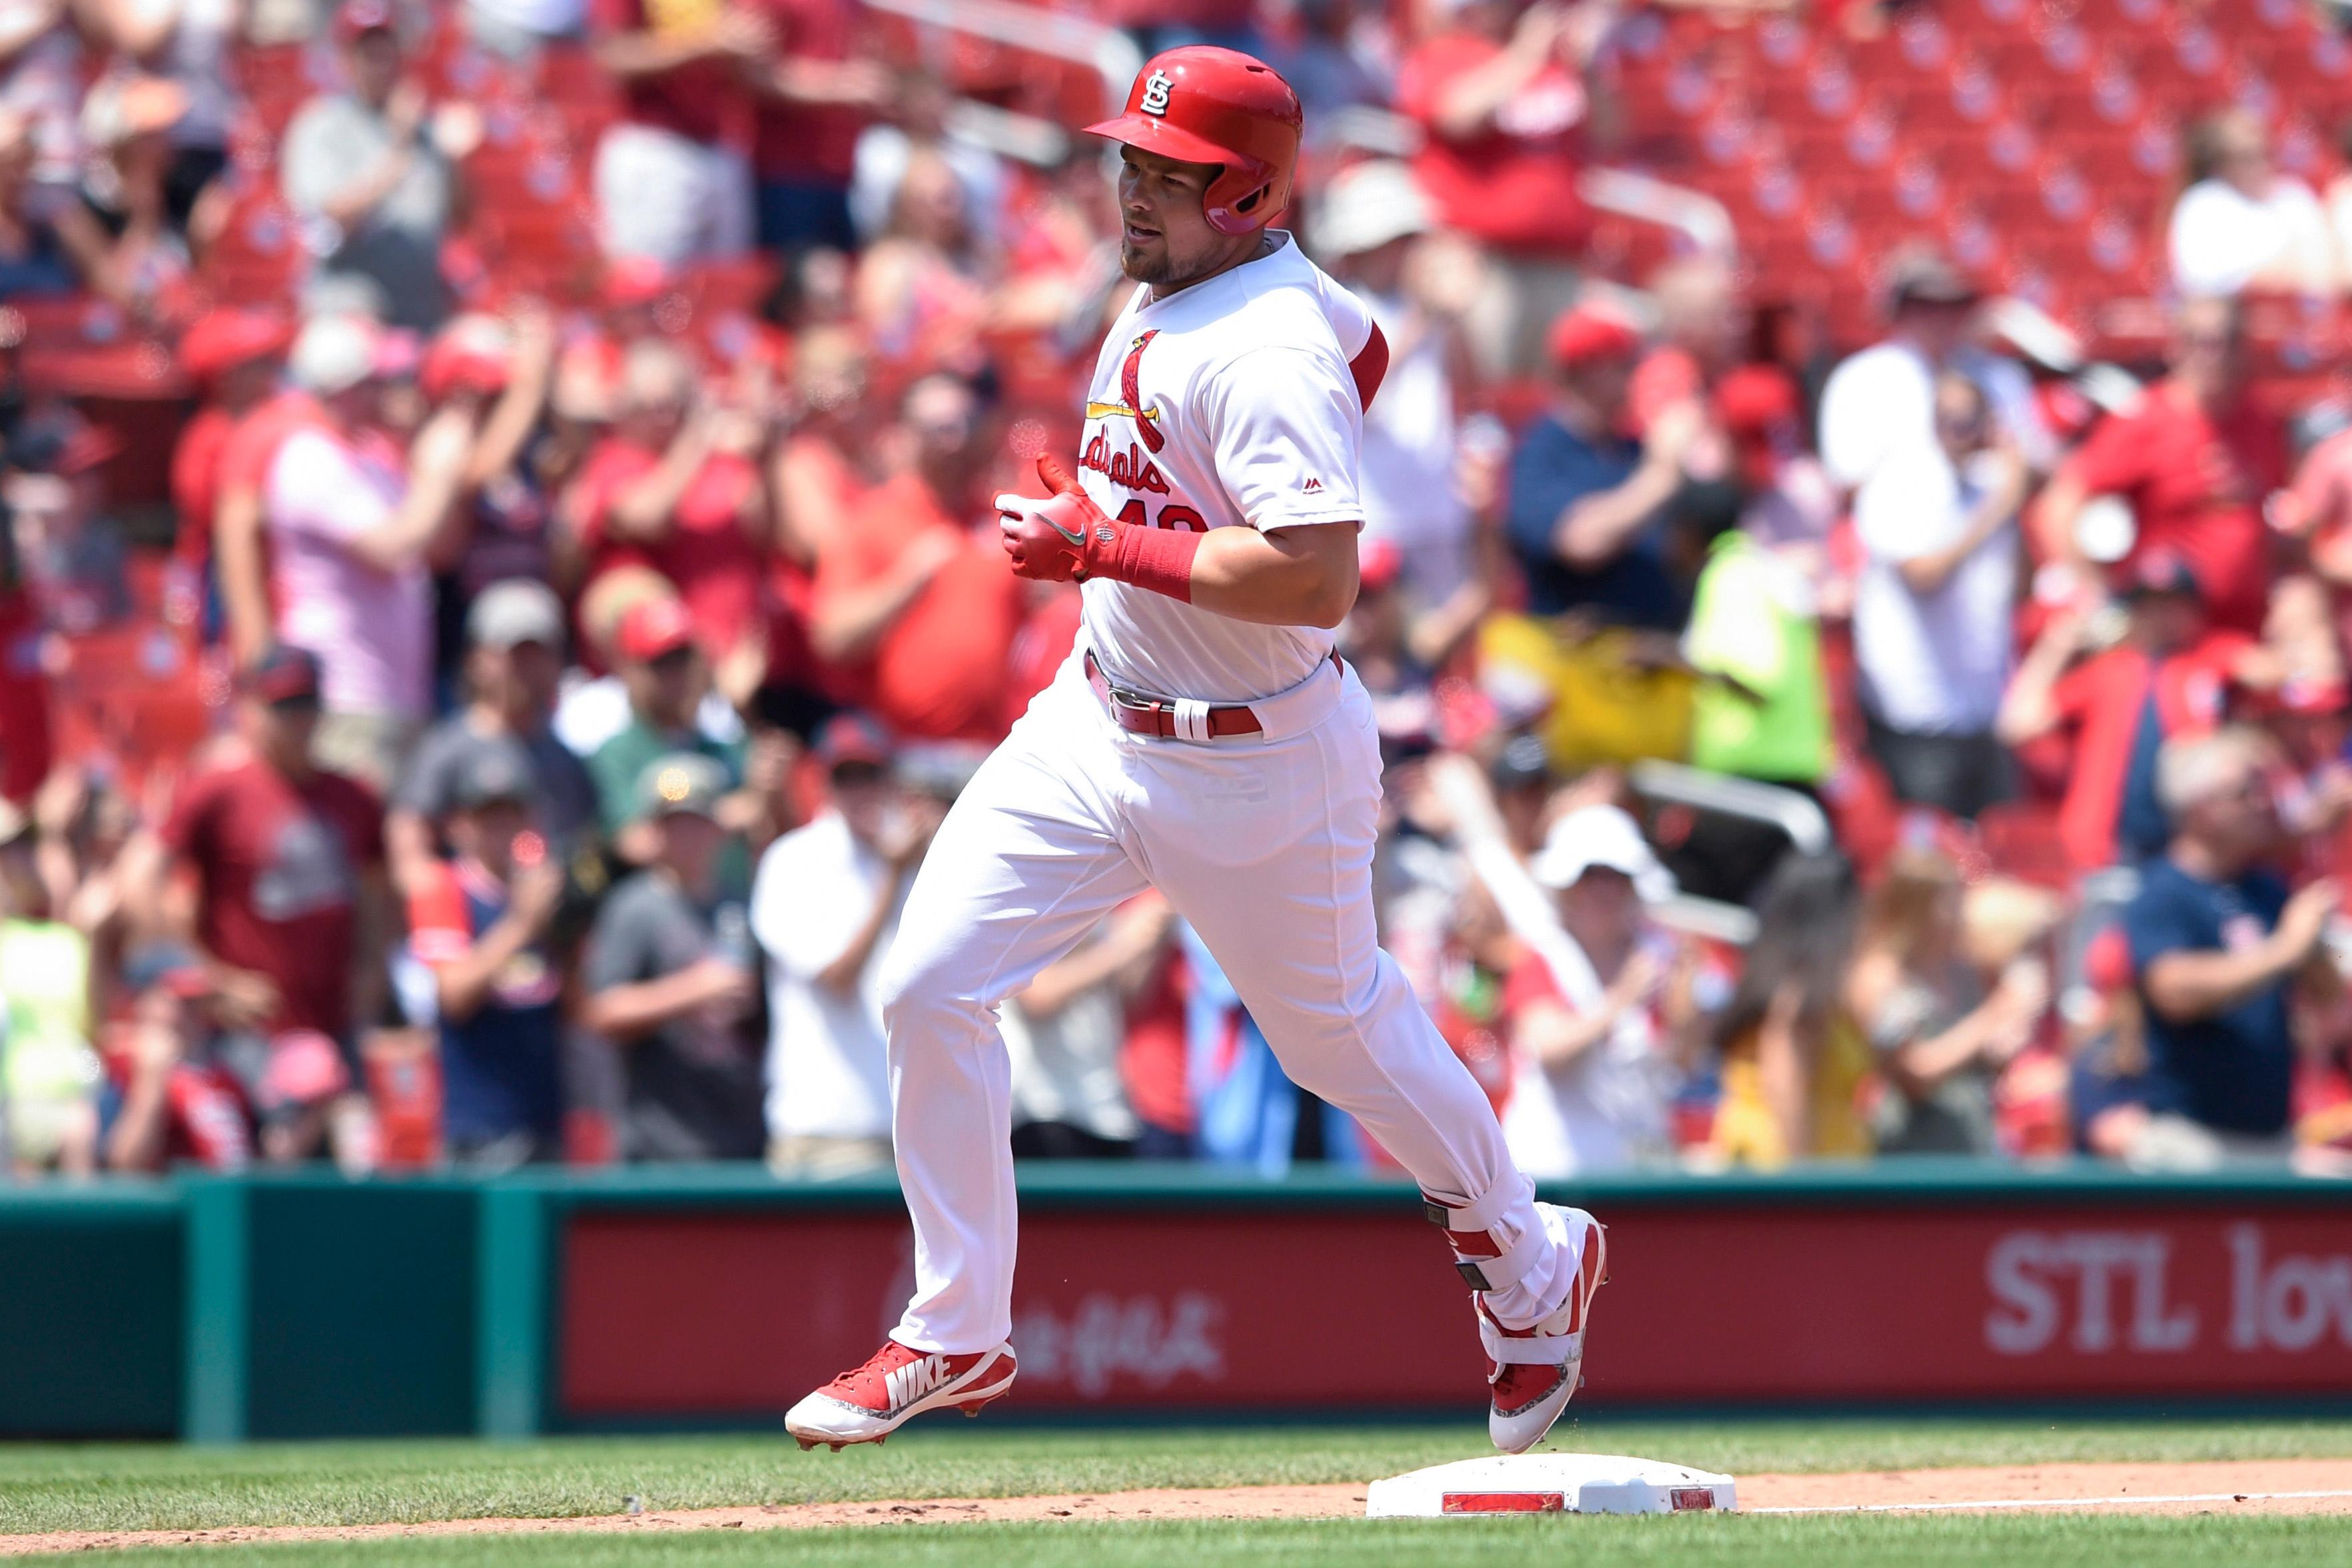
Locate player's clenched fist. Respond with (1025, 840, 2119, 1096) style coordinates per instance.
(996, 455, 1114, 582)
(996, 454, 1201, 601)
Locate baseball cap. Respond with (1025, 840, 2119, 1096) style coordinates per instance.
(633, 752, 730, 823)
(1489, 732, 1551, 793)
(1312, 160, 1432, 259)
(1886, 246, 1979, 310)
(81, 73, 187, 149)
(1529, 804, 1675, 901)
(816, 712, 893, 772)
(2118, 546, 2201, 601)
(420, 314, 513, 402)
(1547, 304, 1642, 370)
(450, 735, 537, 811)
(1714, 364, 1800, 437)
(179, 308, 292, 384)
(616, 595, 697, 663)
(333, 0, 399, 42)
(123, 941, 212, 998)
(1358, 536, 1404, 594)
(288, 313, 380, 396)
(466, 578, 566, 652)
(238, 644, 323, 705)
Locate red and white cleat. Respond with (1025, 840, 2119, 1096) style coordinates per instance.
(1479, 1206, 1608, 1455)
(785, 1340, 1018, 1451)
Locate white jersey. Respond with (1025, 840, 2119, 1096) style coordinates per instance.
(1075, 232, 1384, 704)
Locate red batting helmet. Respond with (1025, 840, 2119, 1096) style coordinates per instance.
(1086, 47, 1302, 236)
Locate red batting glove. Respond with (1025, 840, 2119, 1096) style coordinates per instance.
(998, 454, 1203, 601)
(997, 454, 1118, 582)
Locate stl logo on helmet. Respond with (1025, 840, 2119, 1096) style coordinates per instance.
(1140, 69, 1174, 115)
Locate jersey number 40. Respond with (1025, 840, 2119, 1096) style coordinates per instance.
(1116, 500, 1208, 533)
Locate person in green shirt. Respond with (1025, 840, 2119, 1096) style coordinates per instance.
(588, 595, 749, 859)
(0, 801, 99, 1175)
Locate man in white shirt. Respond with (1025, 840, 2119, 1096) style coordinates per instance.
(1817, 250, 2052, 504)
(1853, 372, 2027, 819)
(749, 715, 935, 1176)
(2169, 110, 2335, 298)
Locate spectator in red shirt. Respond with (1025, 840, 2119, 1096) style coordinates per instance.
(170, 308, 290, 581)
(588, 0, 765, 264)
(571, 340, 779, 667)
(744, 0, 889, 250)
(809, 372, 1022, 742)
(122, 647, 391, 1162)
(2037, 296, 2286, 635)
(1998, 551, 2267, 871)
(1395, 0, 1605, 368)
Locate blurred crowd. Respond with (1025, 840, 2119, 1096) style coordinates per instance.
(9, 0, 2352, 1182)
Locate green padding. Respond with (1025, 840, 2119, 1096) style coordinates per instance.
(242, 1182, 479, 1439)
(0, 1192, 181, 1436)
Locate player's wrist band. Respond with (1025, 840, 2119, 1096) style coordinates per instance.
(1100, 524, 1202, 603)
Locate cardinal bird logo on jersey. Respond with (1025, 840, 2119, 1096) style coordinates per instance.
(1084, 330, 1166, 454)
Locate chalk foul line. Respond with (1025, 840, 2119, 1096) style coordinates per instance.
(1748, 1487, 2352, 1516)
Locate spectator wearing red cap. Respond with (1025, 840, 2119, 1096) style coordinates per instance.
(587, 0, 764, 265)
(419, 306, 562, 684)
(586, 594, 762, 855)
(100, 943, 254, 1173)
(810, 372, 1020, 742)
(569, 339, 780, 671)
(119, 646, 390, 1164)
(2036, 296, 2286, 636)
(264, 312, 478, 789)
(1393, 0, 1602, 369)
(279, 0, 459, 331)
(1854, 371, 2030, 820)
(172, 310, 290, 548)
(1998, 549, 2266, 871)
(1505, 303, 1695, 629)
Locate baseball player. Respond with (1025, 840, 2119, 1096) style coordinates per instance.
(786, 47, 1606, 1455)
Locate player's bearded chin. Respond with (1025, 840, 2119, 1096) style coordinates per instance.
(1119, 233, 1176, 286)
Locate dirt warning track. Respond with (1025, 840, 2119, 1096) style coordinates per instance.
(6, 1459, 2349, 1555)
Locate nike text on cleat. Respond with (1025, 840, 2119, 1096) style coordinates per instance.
(785, 1338, 1017, 1448)
(1479, 1206, 1608, 1455)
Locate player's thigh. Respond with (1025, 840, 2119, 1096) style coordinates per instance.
(1139, 709, 1388, 1041)
(882, 697, 1148, 1021)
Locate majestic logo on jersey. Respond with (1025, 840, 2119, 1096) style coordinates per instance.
(1083, 330, 1166, 454)
(1140, 70, 1174, 115)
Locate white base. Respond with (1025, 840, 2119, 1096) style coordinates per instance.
(1364, 1453, 1738, 1518)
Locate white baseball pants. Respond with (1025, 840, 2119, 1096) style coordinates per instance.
(877, 649, 1576, 1354)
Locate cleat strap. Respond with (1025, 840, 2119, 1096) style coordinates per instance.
(1479, 1317, 1585, 1366)
(1450, 1216, 1545, 1295)
(1421, 1174, 1530, 1238)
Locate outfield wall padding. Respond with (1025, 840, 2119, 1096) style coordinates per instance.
(9, 1163, 2352, 1440)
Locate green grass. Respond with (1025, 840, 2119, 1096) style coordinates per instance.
(40, 1513, 2352, 1568)
(8, 1417, 2352, 1537)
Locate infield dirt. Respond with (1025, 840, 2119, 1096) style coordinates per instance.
(5, 1458, 2348, 1555)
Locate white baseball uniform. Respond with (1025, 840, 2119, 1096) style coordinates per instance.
(879, 234, 1579, 1354)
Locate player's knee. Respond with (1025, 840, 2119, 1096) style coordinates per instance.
(877, 945, 982, 1041)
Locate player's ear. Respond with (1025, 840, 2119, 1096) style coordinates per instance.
(1036, 454, 1085, 497)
